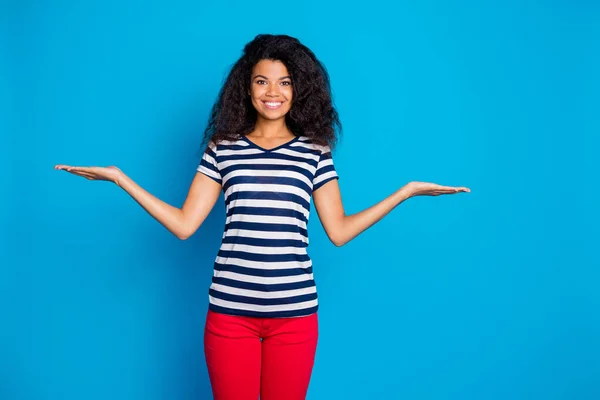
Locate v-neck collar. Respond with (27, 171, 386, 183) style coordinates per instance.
(242, 135, 300, 152)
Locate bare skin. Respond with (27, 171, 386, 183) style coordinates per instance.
(55, 59, 470, 243)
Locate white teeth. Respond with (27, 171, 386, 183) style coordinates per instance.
(265, 102, 282, 106)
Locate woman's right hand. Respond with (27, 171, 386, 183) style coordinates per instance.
(53, 163, 222, 240)
(54, 165, 124, 185)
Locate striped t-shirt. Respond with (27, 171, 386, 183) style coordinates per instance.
(197, 134, 338, 318)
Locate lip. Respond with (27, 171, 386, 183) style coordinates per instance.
(262, 100, 284, 110)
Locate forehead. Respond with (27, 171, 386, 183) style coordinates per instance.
(252, 59, 290, 78)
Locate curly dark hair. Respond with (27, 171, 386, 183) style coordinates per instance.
(201, 34, 342, 150)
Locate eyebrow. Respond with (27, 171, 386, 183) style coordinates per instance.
(253, 75, 292, 81)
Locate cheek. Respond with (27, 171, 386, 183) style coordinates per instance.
(249, 90, 262, 108)
(250, 86, 262, 99)
(283, 88, 293, 103)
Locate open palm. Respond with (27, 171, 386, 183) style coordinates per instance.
(54, 165, 122, 183)
(406, 181, 470, 197)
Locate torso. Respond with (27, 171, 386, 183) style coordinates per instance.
(197, 135, 338, 318)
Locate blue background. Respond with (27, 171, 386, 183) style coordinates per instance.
(1, 0, 598, 399)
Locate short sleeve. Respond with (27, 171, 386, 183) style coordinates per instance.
(197, 141, 222, 185)
(312, 145, 339, 191)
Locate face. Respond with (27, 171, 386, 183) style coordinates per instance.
(248, 59, 293, 121)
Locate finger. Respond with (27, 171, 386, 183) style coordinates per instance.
(450, 187, 470, 193)
(56, 165, 87, 172)
(68, 170, 96, 180)
(424, 189, 456, 196)
(441, 187, 470, 194)
(437, 185, 460, 192)
(69, 170, 92, 178)
(67, 166, 92, 173)
(70, 167, 102, 177)
(436, 186, 469, 193)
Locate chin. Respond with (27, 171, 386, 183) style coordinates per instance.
(259, 110, 290, 121)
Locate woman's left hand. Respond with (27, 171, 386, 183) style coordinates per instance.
(403, 181, 470, 198)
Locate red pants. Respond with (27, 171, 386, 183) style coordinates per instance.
(203, 309, 319, 400)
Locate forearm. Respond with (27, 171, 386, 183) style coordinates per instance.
(116, 173, 188, 239)
(335, 186, 412, 246)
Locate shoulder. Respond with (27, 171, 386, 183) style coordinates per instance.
(209, 137, 247, 153)
(295, 136, 332, 155)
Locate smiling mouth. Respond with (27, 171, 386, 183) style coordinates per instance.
(262, 101, 283, 110)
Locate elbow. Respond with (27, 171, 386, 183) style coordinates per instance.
(330, 234, 346, 247)
(176, 217, 203, 240)
(176, 226, 194, 241)
(328, 224, 350, 247)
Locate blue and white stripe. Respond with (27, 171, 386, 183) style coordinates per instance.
(197, 135, 338, 318)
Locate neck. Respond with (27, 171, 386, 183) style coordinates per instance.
(252, 116, 293, 138)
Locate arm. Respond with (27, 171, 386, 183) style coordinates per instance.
(313, 180, 412, 247)
(313, 180, 470, 247)
(116, 171, 221, 240)
(54, 164, 222, 240)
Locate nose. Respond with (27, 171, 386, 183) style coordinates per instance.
(266, 82, 280, 97)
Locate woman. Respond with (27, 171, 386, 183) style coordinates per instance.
(55, 34, 469, 400)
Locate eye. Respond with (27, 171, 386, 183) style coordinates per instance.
(256, 80, 267, 85)
(281, 81, 291, 86)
